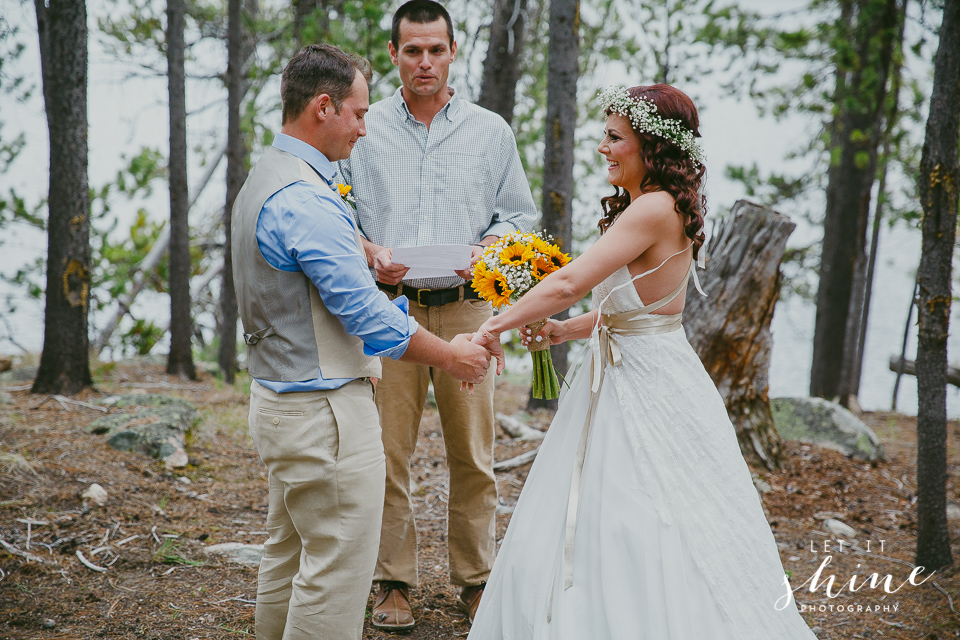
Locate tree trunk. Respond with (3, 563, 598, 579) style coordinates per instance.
(914, 0, 959, 573)
(31, 0, 93, 396)
(166, 0, 195, 380)
(218, 0, 255, 383)
(529, 0, 579, 411)
(684, 201, 795, 471)
(293, 0, 319, 47)
(849, 0, 907, 401)
(810, 0, 899, 402)
(477, 0, 528, 127)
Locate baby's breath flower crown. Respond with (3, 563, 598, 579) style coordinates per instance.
(597, 86, 705, 168)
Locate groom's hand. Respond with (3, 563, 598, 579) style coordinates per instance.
(471, 329, 505, 376)
(447, 334, 491, 388)
(373, 246, 409, 285)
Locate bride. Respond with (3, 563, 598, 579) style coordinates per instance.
(468, 84, 817, 639)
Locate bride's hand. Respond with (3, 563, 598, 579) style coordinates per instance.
(521, 319, 564, 349)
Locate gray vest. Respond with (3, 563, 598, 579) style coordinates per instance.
(232, 146, 382, 382)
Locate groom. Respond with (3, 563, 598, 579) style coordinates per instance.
(232, 44, 493, 640)
(339, 0, 537, 629)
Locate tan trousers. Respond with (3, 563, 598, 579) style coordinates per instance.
(374, 296, 497, 588)
(248, 379, 385, 640)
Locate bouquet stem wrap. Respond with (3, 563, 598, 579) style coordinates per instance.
(525, 319, 560, 400)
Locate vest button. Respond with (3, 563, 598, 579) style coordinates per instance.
(272, 417, 280, 425)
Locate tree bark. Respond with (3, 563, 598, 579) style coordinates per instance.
(810, 0, 899, 402)
(166, 0, 195, 380)
(218, 0, 256, 383)
(31, 0, 93, 396)
(529, 0, 579, 411)
(914, 0, 959, 573)
(477, 0, 528, 127)
(684, 201, 795, 470)
(293, 0, 319, 47)
(849, 0, 908, 401)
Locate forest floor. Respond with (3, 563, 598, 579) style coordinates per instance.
(1, 358, 960, 639)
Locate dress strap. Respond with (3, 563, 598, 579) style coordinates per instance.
(594, 243, 692, 316)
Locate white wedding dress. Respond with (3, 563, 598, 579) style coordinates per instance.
(468, 252, 817, 639)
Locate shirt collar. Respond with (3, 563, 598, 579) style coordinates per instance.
(391, 86, 461, 123)
(272, 133, 338, 185)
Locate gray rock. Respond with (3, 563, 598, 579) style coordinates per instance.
(0, 391, 12, 405)
(753, 477, 773, 494)
(771, 397, 885, 462)
(204, 542, 263, 567)
(88, 395, 199, 468)
(0, 365, 37, 383)
(81, 483, 108, 507)
(947, 502, 960, 520)
(42, 619, 56, 629)
(823, 518, 857, 538)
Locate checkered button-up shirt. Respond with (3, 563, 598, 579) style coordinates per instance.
(338, 88, 538, 289)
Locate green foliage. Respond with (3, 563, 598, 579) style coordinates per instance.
(154, 537, 205, 566)
(701, 0, 935, 299)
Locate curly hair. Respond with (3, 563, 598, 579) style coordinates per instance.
(598, 84, 706, 261)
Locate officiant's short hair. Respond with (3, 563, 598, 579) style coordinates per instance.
(392, 0, 454, 49)
(281, 44, 372, 125)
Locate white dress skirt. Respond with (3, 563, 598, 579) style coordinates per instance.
(468, 260, 817, 640)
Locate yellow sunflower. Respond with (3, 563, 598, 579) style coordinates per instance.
(531, 255, 556, 280)
(530, 235, 551, 254)
(499, 243, 535, 267)
(542, 244, 571, 271)
(473, 265, 514, 308)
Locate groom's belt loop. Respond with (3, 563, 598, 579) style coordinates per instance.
(376, 281, 481, 307)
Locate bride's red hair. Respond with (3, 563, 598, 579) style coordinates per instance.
(598, 84, 706, 261)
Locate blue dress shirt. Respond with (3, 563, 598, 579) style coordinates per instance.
(253, 133, 419, 393)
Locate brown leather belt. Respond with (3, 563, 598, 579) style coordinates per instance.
(376, 281, 481, 307)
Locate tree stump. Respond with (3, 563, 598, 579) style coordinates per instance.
(684, 200, 796, 470)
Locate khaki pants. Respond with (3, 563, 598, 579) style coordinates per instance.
(374, 297, 497, 588)
(248, 379, 385, 640)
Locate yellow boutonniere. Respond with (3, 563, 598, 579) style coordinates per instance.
(335, 183, 356, 209)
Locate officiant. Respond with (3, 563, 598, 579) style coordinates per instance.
(337, 0, 536, 629)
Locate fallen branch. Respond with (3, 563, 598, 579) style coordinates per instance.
(54, 396, 108, 413)
(76, 550, 107, 573)
(888, 356, 960, 388)
(493, 447, 540, 471)
(0, 537, 46, 563)
(15, 518, 46, 549)
(932, 581, 960, 625)
(496, 412, 545, 441)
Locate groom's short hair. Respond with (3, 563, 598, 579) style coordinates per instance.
(391, 0, 454, 49)
(281, 44, 372, 125)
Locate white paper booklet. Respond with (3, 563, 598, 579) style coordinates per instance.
(391, 244, 473, 280)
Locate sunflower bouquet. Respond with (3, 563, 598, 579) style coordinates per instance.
(471, 231, 571, 399)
